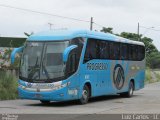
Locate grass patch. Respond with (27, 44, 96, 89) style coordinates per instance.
(154, 71, 160, 82)
(0, 70, 18, 100)
(145, 68, 152, 84)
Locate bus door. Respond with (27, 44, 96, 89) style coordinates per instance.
(83, 39, 110, 96)
(83, 61, 99, 96)
(97, 41, 111, 95)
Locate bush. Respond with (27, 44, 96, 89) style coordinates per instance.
(145, 68, 152, 84)
(0, 70, 18, 100)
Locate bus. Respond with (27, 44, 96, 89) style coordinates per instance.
(11, 29, 145, 104)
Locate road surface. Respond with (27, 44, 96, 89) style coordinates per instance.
(0, 82, 160, 114)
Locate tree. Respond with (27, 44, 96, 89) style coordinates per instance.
(120, 32, 139, 41)
(147, 52, 160, 68)
(0, 48, 20, 69)
(100, 27, 113, 34)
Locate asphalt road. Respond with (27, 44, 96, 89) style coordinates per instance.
(0, 82, 160, 114)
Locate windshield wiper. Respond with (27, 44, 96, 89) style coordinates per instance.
(42, 56, 50, 80)
(28, 57, 40, 79)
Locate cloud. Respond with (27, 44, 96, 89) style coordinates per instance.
(0, 0, 160, 50)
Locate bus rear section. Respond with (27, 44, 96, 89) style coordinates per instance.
(81, 38, 145, 99)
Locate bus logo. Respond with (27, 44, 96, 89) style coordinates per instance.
(113, 64, 125, 90)
(27, 83, 32, 88)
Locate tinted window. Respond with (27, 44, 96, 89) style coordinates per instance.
(84, 38, 145, 62)
(128, 44, 145, 61)
(98, 41, 109, 59)
(120, 43, 128, 60)
(138, 45, 145, 61)
(109, 42, 120, 60)
(84, 39, 98, 62)
(114, 42, 120, 59)
(69, 37, 84, 69)
(133, 45, 138, 60)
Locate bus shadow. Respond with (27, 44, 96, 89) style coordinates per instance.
(25, 94, 140, 107)
(89, 94, 140, 103)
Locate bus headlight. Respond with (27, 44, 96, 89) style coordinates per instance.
(19, 84, 26, 89)
(18, 82, 70, 92)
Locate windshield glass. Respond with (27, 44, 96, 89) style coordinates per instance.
(19, 41, 69, 82)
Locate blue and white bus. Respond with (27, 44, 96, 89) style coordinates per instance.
(11, 29, 145, 104)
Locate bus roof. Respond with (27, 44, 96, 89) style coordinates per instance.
(28, 29, 145, 46)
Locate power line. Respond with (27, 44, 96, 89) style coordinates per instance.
(0, 4, 90, 23)
(0, 4, 107, 30)
(140, 26, 160, 32)
(1, 3, 160, 33)
(93, 22, 104, 28)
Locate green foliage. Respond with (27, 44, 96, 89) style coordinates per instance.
(147, 52, 160, 68)
(101, 27, 113, 34)
(0, 48, 20, 69)
(155, 71, 160, 82)
(0, 70, 18, 100)
(0, 37, 26, 47)
(120, 32, 140, 41)
(145, 67, 152, 84)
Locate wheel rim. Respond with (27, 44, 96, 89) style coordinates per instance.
(82, 90, 88, 101)
(129, 83, 134, 96)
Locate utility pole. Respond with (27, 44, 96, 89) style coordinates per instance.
(137, 22, 140, 41)
(48, 23, 53, 30)
(90, 17, 93, 31)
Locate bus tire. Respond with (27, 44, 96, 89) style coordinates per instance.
(120, 81, 134, 98)
(40, 100, 50, 104)
(79, 85, 90, 104)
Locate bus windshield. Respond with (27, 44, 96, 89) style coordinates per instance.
(19, 41, 69, 83)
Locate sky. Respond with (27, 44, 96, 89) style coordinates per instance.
(0, 0, 160, 50)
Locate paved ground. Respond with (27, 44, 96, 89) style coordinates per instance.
(0, 82, 160, 114)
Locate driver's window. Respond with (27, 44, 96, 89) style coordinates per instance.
(84, 39, 98, 63)
(68, 54, 76, 73)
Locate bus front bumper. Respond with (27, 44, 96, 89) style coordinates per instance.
(18, 86, 77, 101)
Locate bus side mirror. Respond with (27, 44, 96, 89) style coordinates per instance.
(63, 45, 78, 63)
(11, 46, 24, 64)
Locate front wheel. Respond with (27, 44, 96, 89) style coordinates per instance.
(79, 85, 90, 104)
(120, 81, 134, 98)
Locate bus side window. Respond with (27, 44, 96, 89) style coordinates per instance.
(138, 45, 145, 61)
(120, 43, 128, 60)
(134, 45, 138, 60)
(70, 37, 84, 68)
(68, 54, 76, 74)
(114, 42, 120, 60)
(109, 42, 120, 60)
(84, 39, 98, 62)
(128, 45, 134, 60)
(99, 41, 109, 59)
(109, 42, 114, 59)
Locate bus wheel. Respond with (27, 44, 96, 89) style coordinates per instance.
(79, 85, 90, 104)
(120, 81, 134, 98)
(40, 100, 50, 104)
